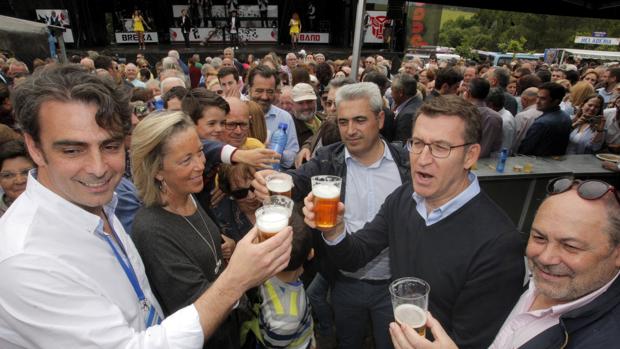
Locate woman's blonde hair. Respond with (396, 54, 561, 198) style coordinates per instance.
(570, 81, 596, 108)
(130, 110, 195, 207)
(246, 100, 268, 144)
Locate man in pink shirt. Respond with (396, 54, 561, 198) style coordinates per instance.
(390, 177, 620, 349)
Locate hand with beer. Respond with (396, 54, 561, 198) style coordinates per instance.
(252, 170, 293, 201)
(389, 312, 458, 349)
(256, 196, 294, 242)
(302, 191, 345, 241)
(221, 225, 293, 292)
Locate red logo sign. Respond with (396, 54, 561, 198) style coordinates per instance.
(370, 15, 387, 39)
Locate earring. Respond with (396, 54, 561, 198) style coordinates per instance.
(158, 179, 168, 194)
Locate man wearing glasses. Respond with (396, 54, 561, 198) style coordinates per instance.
(391, 177, 620, 349)
(222, 97, 263, 149)
(303, 95, 525, 348)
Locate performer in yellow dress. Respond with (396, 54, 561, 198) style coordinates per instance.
(288, 12, 301, 48)
(132, 9, 149, 50)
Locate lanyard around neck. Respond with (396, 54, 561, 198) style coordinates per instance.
(102, 230, 146, 304)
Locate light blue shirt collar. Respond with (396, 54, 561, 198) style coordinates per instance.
(412, 172, 480, 226)
(344, 139, 393, 168)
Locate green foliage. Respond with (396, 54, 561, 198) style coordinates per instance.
(498, 37, 527, 53)
(437, 9, 620, 53)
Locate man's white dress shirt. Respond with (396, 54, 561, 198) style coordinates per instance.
(0, 172, 204, 348)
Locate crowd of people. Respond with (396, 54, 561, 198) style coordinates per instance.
(0, 45, 619, 349)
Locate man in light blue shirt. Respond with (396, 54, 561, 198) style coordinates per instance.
(248, 65, 299, 168)
(125, 63, 147, 89)
(253, 83, 410, 349)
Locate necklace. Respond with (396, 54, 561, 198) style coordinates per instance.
(180, 196, 222, 275)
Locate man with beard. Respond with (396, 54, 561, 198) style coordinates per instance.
(391, 177, 620, 349)
(248, 65, 299, 169)
(291, 83, 322, 147)
(293, 77, 353, 168)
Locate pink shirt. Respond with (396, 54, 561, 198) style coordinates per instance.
(490, 272, 619, 349)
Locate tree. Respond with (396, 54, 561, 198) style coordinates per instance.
(438, 8, 620, 52)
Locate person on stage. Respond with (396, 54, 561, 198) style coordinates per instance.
(180, 8, 193, 48)
(289, 12, 301, 49)
(132, 9, 150, 50)
(227, 10, 241, 49)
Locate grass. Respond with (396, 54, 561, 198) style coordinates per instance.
(440, 8, 476, 28)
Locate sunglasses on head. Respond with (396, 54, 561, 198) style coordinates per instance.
(547, 177, 620, 206)
(230, 186, 255, 199)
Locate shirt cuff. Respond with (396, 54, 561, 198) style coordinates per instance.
(160, 304, 204, 348)
(322, 230, 346, 246)
(221, 145, 236, 165)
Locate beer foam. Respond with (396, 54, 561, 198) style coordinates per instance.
(312, 184, 340, 199)
(394, 304, 426, 328)
(257, 210, 289, 233)
(267, 178, 292, 192)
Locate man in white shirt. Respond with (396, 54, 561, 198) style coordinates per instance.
(390, 177, 620, 349)
(511, 87, 542, 154)
(0, 64, 293, 349)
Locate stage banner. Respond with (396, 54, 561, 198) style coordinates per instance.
(172, 5, 277, 28)
(35, 9, 74, 43)
(298, 33, 329, 44)
(363, 10, 387, 43)
(170, 27, 277, 42)
(115, 32, 159, 44)
(405, 2, 442, 47)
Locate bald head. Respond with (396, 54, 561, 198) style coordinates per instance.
(125, 63, 138, 80)
(80, 57, 95, 71)
(223, 97, 250, 147)
(222, 58, 234, 68)
(521, 87, 539, 109)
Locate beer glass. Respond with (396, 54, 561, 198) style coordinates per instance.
(311, 175, 342, 229)
(263, 195, 294, 216)
(265, 173, 293, 198)
(255, 205, 291, 242)
(389, 277, 430, 336)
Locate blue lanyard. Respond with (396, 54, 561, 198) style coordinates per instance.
(102, 231, 146, 305)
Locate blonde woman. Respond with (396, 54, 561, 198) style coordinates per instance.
(289, 12, 301, 48)
(130, 111, 239, 348)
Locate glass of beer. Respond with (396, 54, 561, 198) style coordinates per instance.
(265, 173, 293, 198)
(311, 175, 342, 229)
(263, 195, 294, 216)
(389, 277, 430, 336)
(255, 205, 290, 242)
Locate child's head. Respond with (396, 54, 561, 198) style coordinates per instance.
(283, 209, 313, 272)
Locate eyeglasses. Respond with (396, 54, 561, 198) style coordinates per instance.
(406, 138, 472, 159)
(224, 121, 250, 130)
(230, 186, 254, 199)
(0, 168, 32, 181)
(547, 177, 620, 206)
